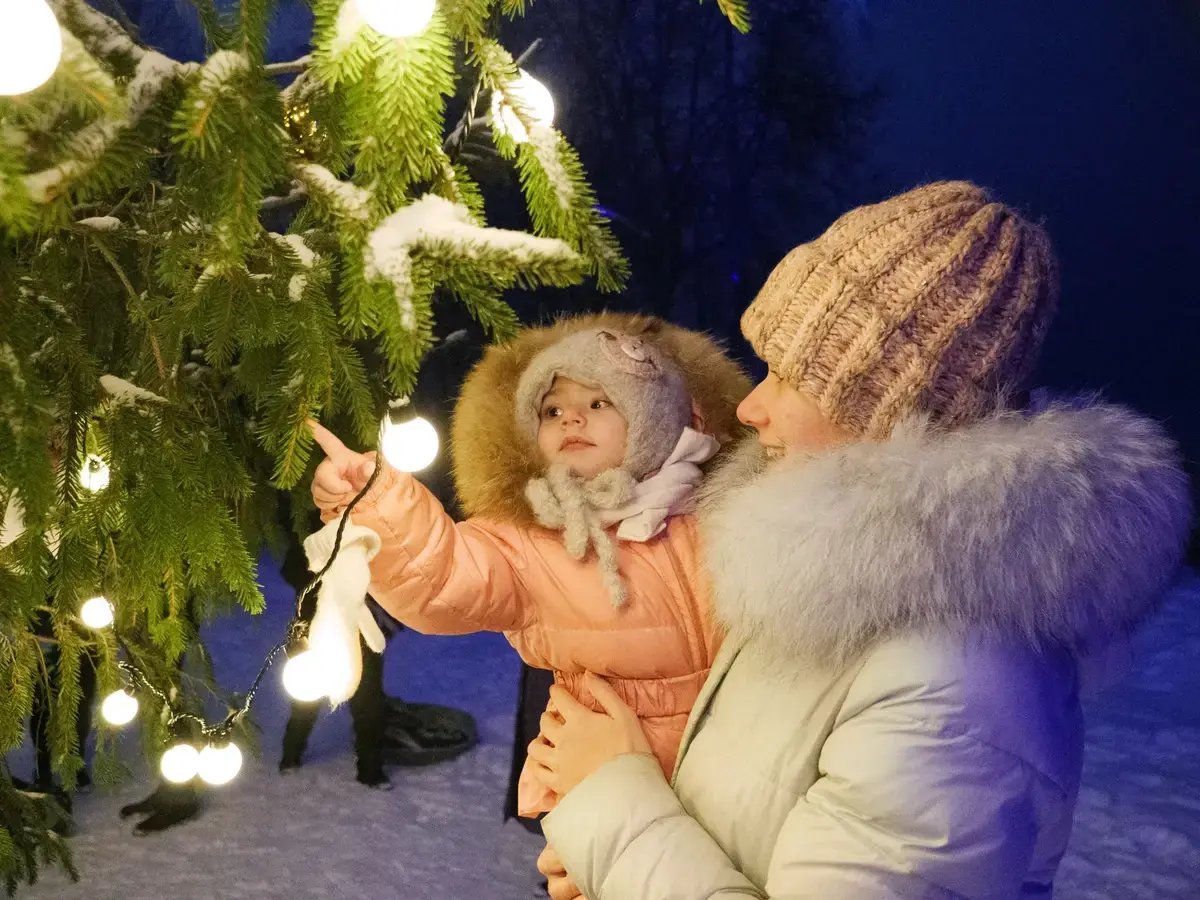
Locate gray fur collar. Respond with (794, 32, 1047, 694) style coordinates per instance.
(699, 404, 1193, 667)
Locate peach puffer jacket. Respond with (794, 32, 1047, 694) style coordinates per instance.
(339, 313, 749, 815)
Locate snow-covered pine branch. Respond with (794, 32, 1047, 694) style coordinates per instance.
(364, 194, 579, 330)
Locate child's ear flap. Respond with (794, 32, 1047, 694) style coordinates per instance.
(689, 397, 709, 434)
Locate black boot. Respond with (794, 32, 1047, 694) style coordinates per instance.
(119, 780, 202, 834)
(380, 696, 478, 767)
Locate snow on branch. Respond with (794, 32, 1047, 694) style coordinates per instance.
(529, 126, 574, 209)
(193, 50, 250, 107)
(364, 195, 578, 330)
(77, 215, 120, 231)
(100, 374, 167, 405)
(292, 163, 373, 223)
(270, 232, 318, 302)
(20, 41, 193, 204)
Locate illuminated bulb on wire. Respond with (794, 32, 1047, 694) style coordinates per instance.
(197, 742, 243, 786)
(79, 454, 110, 492)
(100, 689, 138, 726)
(355, 0, 435, 38)
(160, 743, 200, 783)
(491, 70, 555, 144)
(80, 596, 114, 629)
(0, 0, 63, 97)
(380, 399, 439, 473)
(282, 649, 327, 702)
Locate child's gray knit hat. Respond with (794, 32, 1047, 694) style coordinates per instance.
(513, 328, 690, 479)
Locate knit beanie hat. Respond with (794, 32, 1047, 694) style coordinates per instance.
(513, 328, 691, 480)
(741, 181, 1059, 438)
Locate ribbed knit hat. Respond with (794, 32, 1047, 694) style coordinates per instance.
(741, 181, 1059, 437)
(514, 328, 691, 479)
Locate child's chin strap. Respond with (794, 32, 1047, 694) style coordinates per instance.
(525, 466, 636, 607)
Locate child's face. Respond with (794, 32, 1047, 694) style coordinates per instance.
(536, 377, 628, 478)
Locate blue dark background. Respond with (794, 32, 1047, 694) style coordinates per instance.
(102, 0, 1200, 551)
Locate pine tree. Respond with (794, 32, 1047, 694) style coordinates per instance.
(0, 0, 747, 891)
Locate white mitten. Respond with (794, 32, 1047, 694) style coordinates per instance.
(302, 515, 385, 705)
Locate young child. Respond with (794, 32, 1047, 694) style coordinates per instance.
(308, 313, 748, 816)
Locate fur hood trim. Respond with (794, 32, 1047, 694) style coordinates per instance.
(700, 404, 1193, 666)
(452, 313, 751, 524)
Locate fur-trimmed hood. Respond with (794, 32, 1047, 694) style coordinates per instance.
(700, 403, 1193, 666)
(451, 313, 751, 525)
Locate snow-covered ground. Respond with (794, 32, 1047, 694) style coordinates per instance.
(11, 565, 1199, 899)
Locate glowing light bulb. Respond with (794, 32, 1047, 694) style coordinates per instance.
(0, 0, 63, 97)
(100, 689, 138, 726)
(380, 407, 439, 473)
(80, 596, 114, 629)
(197, 742, 243, 786)
(160, 743, 200, 783)
(282, 650, 327, 702)
(79, 454, 110, 492)
(355, 0, 435, 38)
(491, 70, 555, 144)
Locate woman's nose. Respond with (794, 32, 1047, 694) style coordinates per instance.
(737, 388, 767, 428)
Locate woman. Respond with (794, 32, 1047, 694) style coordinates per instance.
(528, 182, 1193, 899)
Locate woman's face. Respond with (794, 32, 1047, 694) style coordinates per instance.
(536, 377, 629, 478)
(736, 372, 851, 458)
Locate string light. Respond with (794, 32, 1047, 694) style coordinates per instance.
(79, 454, 111, 492)
(281, 649, 327, 702)
(0, 0, 63, 97)
(100, 689, 138, 726)
(197, 742, 243, 786)
(160, 743, 200, 783)
(80, 595, 114, 629)
(491, 70, 555, 144)
(112, 389, 445, 787)
(355, 0, 436, 38)
(380, 398, 439, 473)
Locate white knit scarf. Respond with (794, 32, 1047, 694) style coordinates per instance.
(524, 427, 719, 606)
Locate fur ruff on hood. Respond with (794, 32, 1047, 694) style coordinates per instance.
(700, 403, 1193, 667)
(452, 313, 751, 525)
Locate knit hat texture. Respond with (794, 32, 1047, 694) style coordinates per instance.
(741, 181, 1059, 437)
(514, 328, 691, 479)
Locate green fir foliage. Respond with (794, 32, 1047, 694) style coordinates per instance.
(0, 0, 746, 891)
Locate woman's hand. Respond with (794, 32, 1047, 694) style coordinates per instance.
(536, 844, 581, 900)
(526, 673, 654, 797)
(309, 420, 378, 515)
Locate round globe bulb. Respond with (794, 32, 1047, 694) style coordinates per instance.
(160, 743, 200, 783)
(80, 596, 114, 629)
(0, 0, 63, 97)
(380, 414, 439, 473)
(355, 0, 435, 38)
(282, 650, 327, 702)
(79, 454, 110, 492)
(100, 689, 138, 726)
(197, 742, 243, 786)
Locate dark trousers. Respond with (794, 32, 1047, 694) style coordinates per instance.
(504, 663, 555, 833)
(278, 506, 394, 783)
(280, 635, 388, 783)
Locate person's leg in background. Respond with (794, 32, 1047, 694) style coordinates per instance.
(349, 636, 389, 788)
(504, 662, 555, 837)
